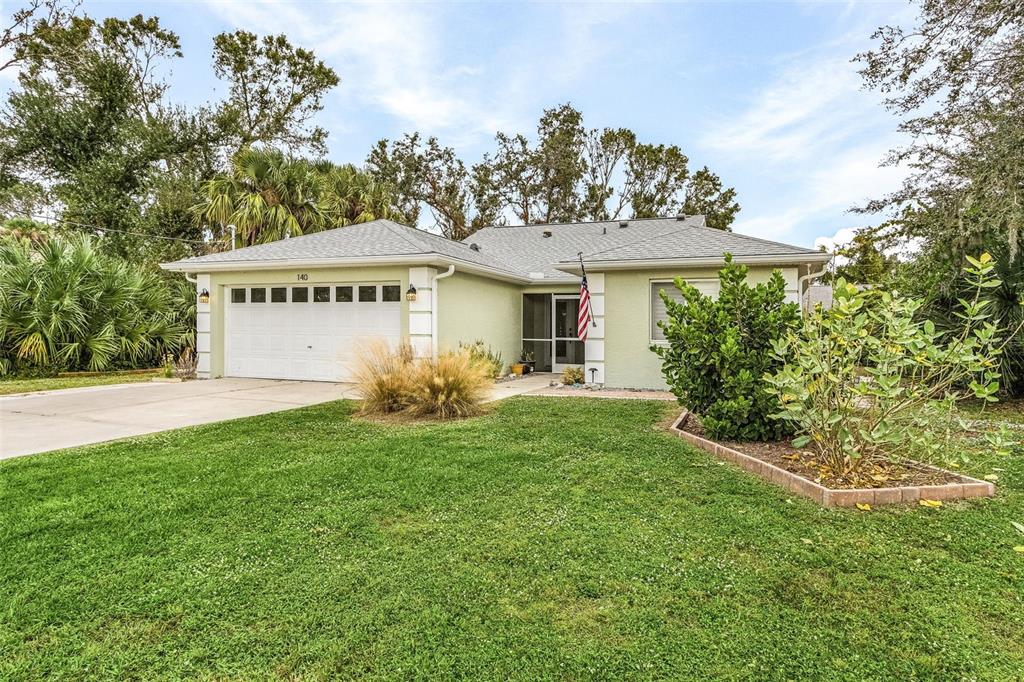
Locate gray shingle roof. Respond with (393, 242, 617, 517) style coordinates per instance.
(166, 219, 524, 278)
(570, 221, 822, 263)
(464, 216, 711, 280)
(465, 216, 823, 280)
(165, 216, 826, 280)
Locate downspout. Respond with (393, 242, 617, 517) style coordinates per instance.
(184, 273, 198, 283)
(431, 265, 456, 358)
(798, 263, 829, 312)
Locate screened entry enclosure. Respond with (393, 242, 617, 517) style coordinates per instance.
(522, 293, 585, 372)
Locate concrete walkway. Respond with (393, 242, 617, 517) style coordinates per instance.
(0, 378, 356, 460)
(484, 373, 555, 402)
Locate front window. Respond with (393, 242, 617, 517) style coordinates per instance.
(650, 279, 719, 341)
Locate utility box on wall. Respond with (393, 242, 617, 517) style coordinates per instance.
(803, 284, 833, 311)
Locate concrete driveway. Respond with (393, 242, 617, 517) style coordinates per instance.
(0, 378, 357, 460)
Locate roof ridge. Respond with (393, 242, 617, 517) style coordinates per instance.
(378, 219, 432, 253)
(576, 224, 704, 260)
(679, 222, 819, 254)
(472, 215, 704, 232)
(576, 224, 817, 261)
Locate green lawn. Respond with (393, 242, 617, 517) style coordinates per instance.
(0, 370, 160, 396)
(1, 398, 1022, 680)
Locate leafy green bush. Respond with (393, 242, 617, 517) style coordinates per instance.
(651, 254, 799, 441)
(561, 366, 584, 385)
(0, 235, 190, 375)
(458, 339, 504, 378)
(765, 254, 1018, 475)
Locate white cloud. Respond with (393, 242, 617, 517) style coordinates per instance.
(701, 26, 912, 246)
(702, 56, 872, 164)
(815, 226, 859, 253)
(199, 1, 524, 145)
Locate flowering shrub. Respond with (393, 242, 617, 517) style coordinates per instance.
(652, 254, 799, 441)
(765, 254, 1018, 474)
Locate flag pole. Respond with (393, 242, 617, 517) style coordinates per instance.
(578, 252, 596, 328)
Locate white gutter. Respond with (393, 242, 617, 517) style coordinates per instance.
(798, 262, 830, 311)
(160, 253, 530, 284)
(554, 252, 832, 274)
(431, 265, 456, 358)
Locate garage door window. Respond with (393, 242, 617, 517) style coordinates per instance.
(250, 287, 266, 303)
(271, 287, 286, 303)
(336, 286, 353, 302)
(382, 285, 401, 302)
(313, 286, 330, 302)
(292, 287, 308, 303)
(231, 288, 246, 303)
(358, 285, 376, 302)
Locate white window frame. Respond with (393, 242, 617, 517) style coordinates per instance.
(649, 278, 719, 344)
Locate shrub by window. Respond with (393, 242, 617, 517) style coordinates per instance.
(651, 280, 718, 341)
(651, 254, 799, 441)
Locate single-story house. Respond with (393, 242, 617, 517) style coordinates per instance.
(161, 216, 831, 389)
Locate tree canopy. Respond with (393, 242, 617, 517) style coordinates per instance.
(856, 0, 1024, 394)
(368, 103, 740, 238)
(0, 3, 341, 261)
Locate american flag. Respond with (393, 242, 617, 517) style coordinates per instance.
(578, 271, 593, 343)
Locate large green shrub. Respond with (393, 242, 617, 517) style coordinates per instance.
(0, 235, 190, 375)
(652, 254, 799, 441)
(765, 254, 1018, 475)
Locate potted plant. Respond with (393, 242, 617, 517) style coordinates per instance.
(520, 349, 536, 375)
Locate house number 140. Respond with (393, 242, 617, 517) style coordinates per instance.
(296, 273, 309, 281)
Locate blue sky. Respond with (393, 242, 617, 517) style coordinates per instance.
(4, 0, 917, 249)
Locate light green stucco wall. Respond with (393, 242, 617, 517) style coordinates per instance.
(436, 271, 522, 373)
(207, 266, 409, 378)
(603, 266, 798, 389)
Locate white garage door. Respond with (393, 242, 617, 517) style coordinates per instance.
(225, 283, 403, 382)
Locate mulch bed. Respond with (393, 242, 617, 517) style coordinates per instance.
(680, 413, 960, 490)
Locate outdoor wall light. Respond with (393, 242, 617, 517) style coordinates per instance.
(406, 284, 417, 302)
(198, 288, 210, 304)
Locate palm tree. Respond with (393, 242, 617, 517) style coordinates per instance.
(0, 235, 187, 375)
(192, 147, 328, 247)
(317, 162, 404, 226)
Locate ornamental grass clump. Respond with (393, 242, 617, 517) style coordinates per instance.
(652, 254, 799, 441)
(355, 344, 491, 419)
(405, 351, 491, 419)
(765, 253, 1020, 477)
(354, 341, 415, 414)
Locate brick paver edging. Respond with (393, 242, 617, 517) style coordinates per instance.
(669, 410, 994, 507)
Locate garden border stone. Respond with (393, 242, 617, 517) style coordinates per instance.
(669, 409, 995, 507)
